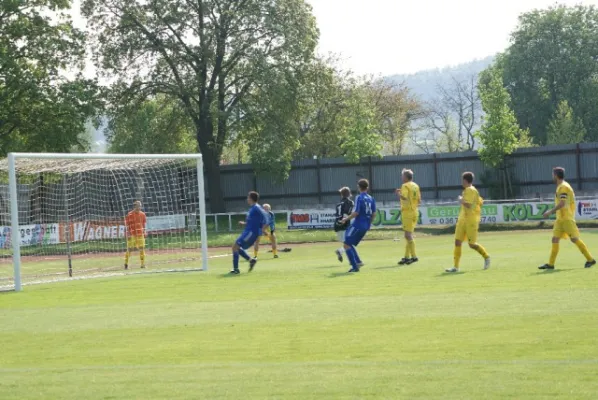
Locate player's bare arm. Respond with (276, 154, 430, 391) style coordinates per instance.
(543, 199, 566, 218)
(370, 211, 377, 224)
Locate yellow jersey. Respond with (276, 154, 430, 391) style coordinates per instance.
(400, 181, 421, 216)
(459, 186, 483, 222)
(555, 181, 575, 221)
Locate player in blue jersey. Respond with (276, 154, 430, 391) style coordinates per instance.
(230, 191, 268, 274)
(340, 179, 377, 273)
(253, 203, 278, 259)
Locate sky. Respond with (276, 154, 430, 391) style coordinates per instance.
(307, 0, 598, 76)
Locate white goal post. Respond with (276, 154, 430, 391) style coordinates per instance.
(2, 153, 209, 292)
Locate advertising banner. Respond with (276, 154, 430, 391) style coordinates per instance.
(146, 215, 187, 233)
(286, 199, 598, 230)
(62, 215, 188, 243)
(0, 223, 60, 249)
(287, 210, 337, 230)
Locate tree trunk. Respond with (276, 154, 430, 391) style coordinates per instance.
(196, 118, 226, 213)
(201, 145, 226, 213)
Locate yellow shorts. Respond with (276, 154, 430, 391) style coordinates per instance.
(455, 222, 479, 244)
(553, 219, 580, 239)
(402, 214, 417, 233)
(261, 227, 274, 240)
(127, 235, 146, 250)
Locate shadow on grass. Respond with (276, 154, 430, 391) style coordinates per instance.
(530, 269, 572, 276)
(328, 271, 358, 278)
(374, 266, 400, 270)
(436, 272, 466, 277)
(219, 272, 243, 278)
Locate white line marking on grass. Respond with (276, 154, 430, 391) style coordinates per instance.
(2, 360, 598, 373)
(0, 253, 232, 291)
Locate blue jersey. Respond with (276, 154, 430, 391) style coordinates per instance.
(352, 192, 376, 231)
(245, 204, 267, 235)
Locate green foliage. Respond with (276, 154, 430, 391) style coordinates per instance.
(83, 0, 318, 210)
(340, 85, 383, 163)
(0, 0, 101, 155)
(477, 67, 533, 169)
(547, 100, 587, 145)
(500, 4, 598, 144)
(107, 96, 196, 154)
(294, 61, 416, 161)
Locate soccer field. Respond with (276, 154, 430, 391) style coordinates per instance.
(1, 230, 598, 399)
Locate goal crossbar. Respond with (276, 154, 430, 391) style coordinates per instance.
(5, 152, 209, 292)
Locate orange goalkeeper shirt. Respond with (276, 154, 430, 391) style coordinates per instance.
(126, 211, 147, 237)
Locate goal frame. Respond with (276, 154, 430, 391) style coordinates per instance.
(7, 152, 210, 292)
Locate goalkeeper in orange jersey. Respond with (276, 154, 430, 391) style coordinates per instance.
(124, 200, 147, 270)
(446, 172, 491, 273)
(538, 167, 596, 270)
(396, 169, 421, 265)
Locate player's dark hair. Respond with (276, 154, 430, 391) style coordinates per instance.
(553, 167, 565, 180)
(358, 179, 369, 191)
(248, 191, 259, 203)
(402, 169, 414, 181)
(462, 172, 474, 184)
(339, 187, 351, 198)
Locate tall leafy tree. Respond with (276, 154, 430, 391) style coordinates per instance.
(0, 0, 100, 155)
(107, 96, 196, 154)
(499, 5, 598, 144)
(477, 67, 533, 197)
(547, 100, 587, 145)
(82, 0, 318, 212)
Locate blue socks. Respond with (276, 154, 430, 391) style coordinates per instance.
(233, 248, 251, 270)
(233, 252, 240, 270)
(345, 247, 359, 271)
(239, 248, 250, 261)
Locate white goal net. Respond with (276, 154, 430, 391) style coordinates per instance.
(0, 153, 208, 291)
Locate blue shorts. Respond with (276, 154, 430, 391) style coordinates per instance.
(236, 231, 259, 249)
(344, 226, 367, 247)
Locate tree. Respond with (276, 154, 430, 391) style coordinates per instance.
(340, 84, 382, 163)
(435, 75, 481, 150)
(547, 100, 587, 145)
(366, 79, 421, 156)
(294, 56, 351, 159)
(107, 96, 196, 154)
(82, 0, 318, 212)
(0, 0, 100, 155)
(414, 110, 463, 154)
(477, 67, 533, 198)
(499, 5, 598, 144)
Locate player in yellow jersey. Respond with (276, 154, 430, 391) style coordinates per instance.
(539, 167, 596, 270)
(396, 169, 421, 265)
(446, 172, 491, 273)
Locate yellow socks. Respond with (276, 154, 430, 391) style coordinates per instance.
(125, 251, 130, 265)
(454, 246, 462, 268)
(140, 249, 146, 266)
(474, 244, 489, 259)
(272, 248, 278, 257)
(254, 249, 259, 258)
(404, 242, 411, 258)
(574, 240, 593, 262)
(549, 243, 559, 266)
(409, 240, 417, 258)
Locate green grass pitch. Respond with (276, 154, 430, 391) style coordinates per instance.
(1, 229, 598, 399)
